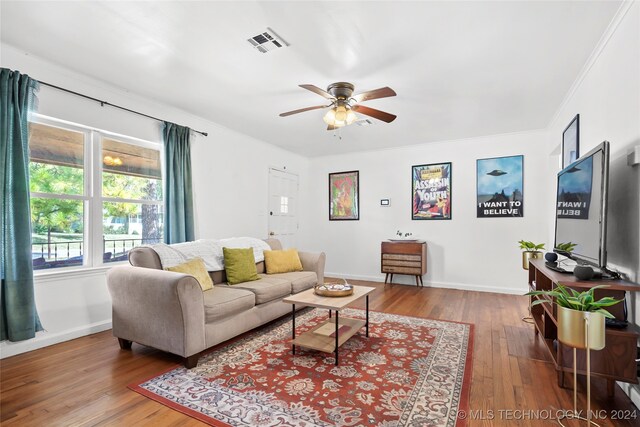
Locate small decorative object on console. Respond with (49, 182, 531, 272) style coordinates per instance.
(314, 279, 354, 297)
(545, 252, 558, 263)
(574, 265, 595, 281)
(390, 230, 416, 241)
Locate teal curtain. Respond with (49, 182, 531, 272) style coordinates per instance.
(162, 122, 195, 244)
(0, 68, 43, 341)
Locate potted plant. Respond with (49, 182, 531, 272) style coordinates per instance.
(518, 240, 545, 270)
(526, 285, 623, 424)
(525, 285, 622, 349)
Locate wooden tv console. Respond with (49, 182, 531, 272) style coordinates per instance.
(528, 258, 640, 396)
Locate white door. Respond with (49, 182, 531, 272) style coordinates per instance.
(268, 168, 299, 248)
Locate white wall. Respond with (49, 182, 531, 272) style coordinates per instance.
(301, 130, 549, 294)
(0, 44, 309, 357)
(546, 1, 640, 284)
(542, 1, 640, 406)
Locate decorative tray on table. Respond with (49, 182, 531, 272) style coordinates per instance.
(314, 279, 354, 297)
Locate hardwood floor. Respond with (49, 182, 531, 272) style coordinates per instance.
(1, 281, 638, 426)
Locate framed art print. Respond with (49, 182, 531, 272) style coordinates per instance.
(476, 155, 524, 218)
(412, 163, 451, 220)
(329, 170, 359, 220)
(562, 114, 580, 169)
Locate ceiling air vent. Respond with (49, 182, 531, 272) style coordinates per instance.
(247, 28, 289, 53)
(355, 119, 374, 127)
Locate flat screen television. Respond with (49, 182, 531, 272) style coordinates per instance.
(554, 141, 610, 269)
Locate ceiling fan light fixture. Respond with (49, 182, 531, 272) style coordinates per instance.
(323, 109, 336, 125)
(346, 109, 357, 125)
(334, 105, 347, 122)
(323, 104, 357, 128)
(280, 82, 396, 130)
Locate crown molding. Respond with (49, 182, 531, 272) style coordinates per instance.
(547, 1, 636, 129)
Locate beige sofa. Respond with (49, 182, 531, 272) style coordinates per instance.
(106, 239, 325, 368)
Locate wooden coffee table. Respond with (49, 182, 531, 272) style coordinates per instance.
(283, 285, 375, 365)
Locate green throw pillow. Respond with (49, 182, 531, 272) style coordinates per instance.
(223, 247, 259, 285)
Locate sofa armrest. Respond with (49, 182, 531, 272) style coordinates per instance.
(107, 266, 206, 358)
(298, 251, 326, 285)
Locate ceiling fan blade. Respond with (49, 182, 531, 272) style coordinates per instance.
(299, 84, 335, 100)
(352, 104, 397, 123)
(353, 86, 396, 103)
(327, 124, 338, 131)
(279, 104, 331, 117)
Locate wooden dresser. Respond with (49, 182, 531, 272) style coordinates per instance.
(381, 240, 427, 286)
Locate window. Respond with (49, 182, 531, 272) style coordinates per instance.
(280, 196, 289, 214)
(28, 116, 163, 270)
(101, 138, 163, 263)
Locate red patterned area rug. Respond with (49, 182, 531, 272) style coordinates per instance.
(130, 308, 474, 426)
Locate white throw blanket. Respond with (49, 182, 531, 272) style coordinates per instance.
(149, 237, 272, 270)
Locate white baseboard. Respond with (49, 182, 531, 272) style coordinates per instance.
(0, 320, 112, 359)
(325, 271, 525, 295)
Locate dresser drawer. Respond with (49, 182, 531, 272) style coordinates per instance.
(382, 260, 423, 268)
(382, 253, 422, 262)
(381, 241, 424, 254)
(382, 266, 423, 274)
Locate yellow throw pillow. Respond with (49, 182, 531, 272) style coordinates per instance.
(165, 258, 214, 291)
(264, 249, 304, 274)
(223, 247, 259, 285)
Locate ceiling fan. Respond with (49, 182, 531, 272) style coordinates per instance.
(279, 82, 397, 130)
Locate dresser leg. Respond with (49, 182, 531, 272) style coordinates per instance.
(415, 276, 419, 286)
(384, 273, 389, 284)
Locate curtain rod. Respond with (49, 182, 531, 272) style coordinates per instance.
(37, 80, 208, 137)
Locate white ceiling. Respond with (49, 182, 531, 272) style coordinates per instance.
(1, 1, 622, 157)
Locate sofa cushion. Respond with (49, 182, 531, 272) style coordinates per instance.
(264, 249, 303, 274)
(269, 271, 318, 294)
(165, 258, 214, 291)
(203, 286, 255, 323)
(224, 275, 291, 304)
(223, 247, 259, 285)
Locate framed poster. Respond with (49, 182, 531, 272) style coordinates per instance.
(411, 163, 451, 220)
(329, 170, 359, 220)
(476, 155, 524, 218)
(562, 114, 580, 169)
